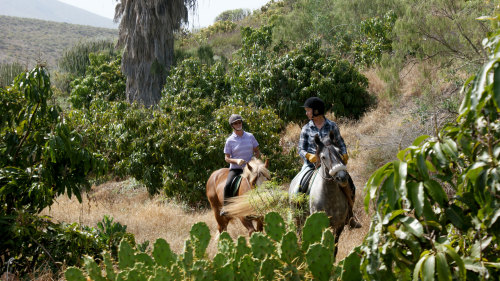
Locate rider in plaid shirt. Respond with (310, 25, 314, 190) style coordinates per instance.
(298, 97, 362, 228)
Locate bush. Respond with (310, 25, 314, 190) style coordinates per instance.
(230, 28, 374, 121)
(358, 23, 500, 280)
(69, 52, 125, 109)
(0, 66, 106, 274)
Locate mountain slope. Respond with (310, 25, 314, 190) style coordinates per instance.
(0, 0, 116, 29)
(0, 15, 117, 68)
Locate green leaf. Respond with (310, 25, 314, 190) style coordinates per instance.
(445, 204, 471, 230)
(440, 244, 466, 280)
(433, 142, 447, 167)
(400, 216, 424, 238)
(424, 180, 448, 206)
(416, 153, 429, 180)
(494, 60, 500, 107)
(408, 182, 424, 217)
(436, 252, 451, 281)
(412, 135, 430, 147)
(413, 252, 429, 281)
(422, 254, 435, 281)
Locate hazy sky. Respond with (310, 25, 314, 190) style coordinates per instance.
(58, 0, 270, 28)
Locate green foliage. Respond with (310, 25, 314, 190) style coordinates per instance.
(65, 212, 354, 281)
(359, 27, 500, 280)
(231, 25, 374, 121)
(215, 8, 251, 23)
(352, 10, 397, 66)
(70, 52, 126, 109)
(0, 66, 106, 274)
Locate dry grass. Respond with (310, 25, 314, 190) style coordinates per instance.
(41, 179, 249, 258)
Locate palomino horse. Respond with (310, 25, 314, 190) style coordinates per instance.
(289, 131, 350, 253)
(206, 158, 270, 236)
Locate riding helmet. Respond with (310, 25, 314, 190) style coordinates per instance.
(303, 97, 325, 116)
(228, 114, 243, 125)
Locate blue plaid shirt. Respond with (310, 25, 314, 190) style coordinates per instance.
(298, 118, 347, 165)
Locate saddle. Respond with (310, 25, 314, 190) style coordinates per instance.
(298, 168, 315, 195)
(226, 175, 243, 197)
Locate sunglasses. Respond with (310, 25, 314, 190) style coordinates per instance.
(232, 120, 242, 125)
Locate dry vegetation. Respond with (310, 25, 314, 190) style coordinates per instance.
(0, 15, 117, 68)
(41, 64, 459, 269)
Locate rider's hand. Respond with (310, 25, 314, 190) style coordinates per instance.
(341, 154, 349, 164)
(305, 153, 317, 163)
(235, 159, 246, 166)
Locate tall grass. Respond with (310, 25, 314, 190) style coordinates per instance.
(58, 39, 116, 77)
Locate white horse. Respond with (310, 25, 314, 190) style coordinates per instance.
(289, 131, 350, 254)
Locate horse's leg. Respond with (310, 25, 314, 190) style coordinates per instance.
(213, 208, 229, 233)
(239, 217, 257, 236)
(333, 227, 343, 260)
(255, 218, 263, 232)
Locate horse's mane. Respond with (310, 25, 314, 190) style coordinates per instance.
(242, 158, 270, 183)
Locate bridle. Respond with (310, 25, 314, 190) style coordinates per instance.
(317, 144, 345, 182)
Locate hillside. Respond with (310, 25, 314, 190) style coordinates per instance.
(0, 0, 116, 29)
(0, 15, 117, 68)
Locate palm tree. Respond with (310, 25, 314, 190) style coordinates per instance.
(115, 0, 196, 106)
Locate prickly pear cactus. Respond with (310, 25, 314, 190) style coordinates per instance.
(340, 246, 362, 281)
(64, 267, 86, 281)
(103, 252, 116, 281)
(250, 232, 276, 259)
(192, 260, 215, 281)
(190, 222, 211, 259)
(260, 257, 280, 280)
(321, 229, 336, 256)
(280, 231, 301, 264)
(180, 240, 194, 270)
(306, 243, 334, 281)
(135, 252, 154, 267)
(152, 238, 177, 268)
(302, 212, 330, 251)
(216, 263, 235, 281)
(238, 254, 257, 280)
(83, 256, 105, 281)
(150, 267, 171, 281)
(235, 236, 251, 261)
(264, 211, 286, 241)
(118, 240, 135, 269)
(217, 231, 235, 258)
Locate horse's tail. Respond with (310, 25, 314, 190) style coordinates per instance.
(225, 187, 294, 218)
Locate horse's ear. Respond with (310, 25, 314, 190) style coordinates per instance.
(314, 134, 322, 146)
(264, 159, 269, 168)
(247, 162, 253, 172)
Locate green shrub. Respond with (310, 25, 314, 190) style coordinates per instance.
(359, 23, 500, 280)
(0, 66, 106, 274)
(69, 52, 125, 109)
(231, 28, 374, 121)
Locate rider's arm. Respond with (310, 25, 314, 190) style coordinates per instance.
(330, 124, 347, 155)
(298, 126, 310, 162)
(225, 153, 244, 165)
(253, 146, 260, 159)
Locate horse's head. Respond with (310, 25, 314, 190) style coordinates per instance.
(243, 158, 271, 187)
(314, 131, 348, 185)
